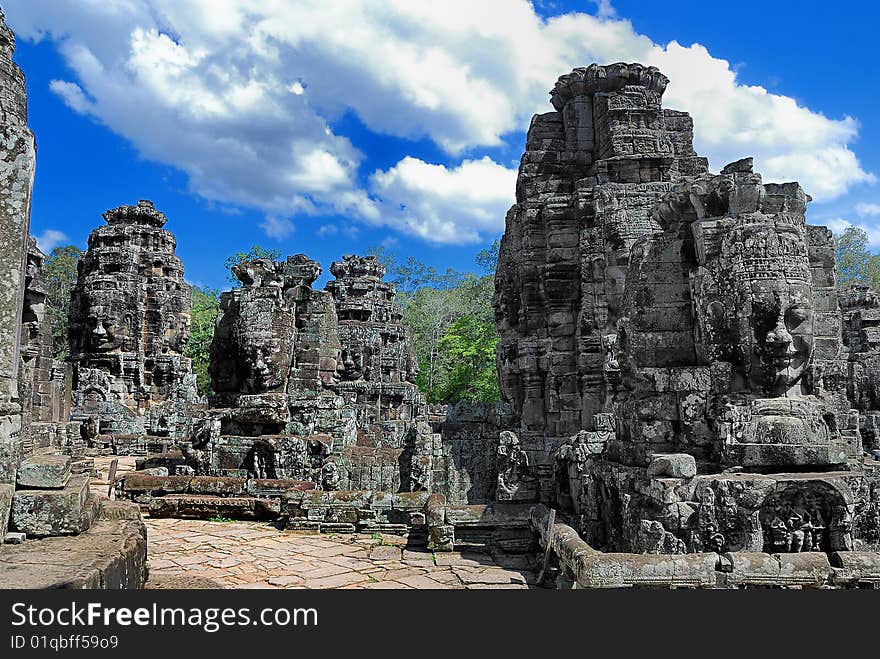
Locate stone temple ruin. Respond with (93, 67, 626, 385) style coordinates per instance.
(68, 199, 198, 441)
(4, 2, 880, 588)
(0, 8, 146, 588)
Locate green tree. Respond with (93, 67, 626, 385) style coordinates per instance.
(43, 245, 82, 359)
(835, 226, 880, 289)
(224, 245, 282, 285)
(435, 316, 500, 402)
(364, 242, 501, 403)
(475, 238, 500, 275)
(399, 271, 497, 402)
(188, 286, 220, 396)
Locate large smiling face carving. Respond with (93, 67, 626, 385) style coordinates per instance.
(696, 220, 815, 396)
(747, 283, 814, 395)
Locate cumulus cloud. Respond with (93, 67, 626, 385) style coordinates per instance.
(6, 0, 873, 244)
(34, 229, 68, 254)
(260, 216, 295, 240)
(369, 157, 516, 244)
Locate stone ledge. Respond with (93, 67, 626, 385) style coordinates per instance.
(147, 494, 281, 520)
(0, 500, 146, 589)
(530, 504, 880, 589)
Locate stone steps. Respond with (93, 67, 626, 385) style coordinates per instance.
(0, 500, 147, 589)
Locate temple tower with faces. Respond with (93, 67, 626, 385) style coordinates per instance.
(68, 200, 197, 436)
(493, 63, 709, 498)
(559, 157, 874, 556)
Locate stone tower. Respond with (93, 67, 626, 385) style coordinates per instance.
(493, 63, 708, 494)
(68, 200, 197, 436)
(562, 160, 876, 555)
(326, 255, 433, 491)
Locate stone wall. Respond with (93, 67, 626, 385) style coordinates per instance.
(433, 401, 514, 504)
(0, 9, 35, 543)
(839, 284, 880, 454)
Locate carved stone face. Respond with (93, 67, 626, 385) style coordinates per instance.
(174, 318, 191, 353)
(240, 334, 287, 392)
(698, 221, 815, 396)
(232, 295, 294, 393)
(746, 284, 814, 395)
(85, 308, 127, 352)
(341, 347, 365, 381)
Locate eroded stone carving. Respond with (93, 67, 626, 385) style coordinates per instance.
(494, 62, 708, 498)
(68, 200, 197, 437)
(496, 431, 535, 501)
(840, 284, 880, 455)
(186, 253, 436, 494)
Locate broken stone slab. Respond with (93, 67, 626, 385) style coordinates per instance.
(16, 454, 71, 488)
(119, 473, 193, 495)
(10, 475, 97, 537)
(70, 457, 96, 476)
(140, 467, 169, 477)
(647, 453, 697, 479)
(721, 551, 831, 589)
(830, 551, 880, 587)
(246, 478, 315, 498)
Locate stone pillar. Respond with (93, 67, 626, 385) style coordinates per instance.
(0, 9, 35, 542)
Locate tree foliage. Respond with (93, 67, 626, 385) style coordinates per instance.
(435, 316, 500, 402)
(371, 244, 501, 404)
(835, 226, 880, 289)
(224, 245, 282, 285)
(188, 286, 220, 396)
(43, 245, 82, 359)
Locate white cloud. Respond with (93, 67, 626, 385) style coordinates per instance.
(369, 157, 516, 244)
(48, 80, 93, 114)
(856, 203, 880, 217)
(34, 229, 68, 254)
(6, 0, 874, 244)
(260, 216, 294, 240)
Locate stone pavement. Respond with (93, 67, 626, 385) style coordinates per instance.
(145, 519, 536, 589)
(90, 456, 537, 590)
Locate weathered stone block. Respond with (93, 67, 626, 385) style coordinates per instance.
(0, 482, 13, 544)
(647, 453, 696, 479)
(16, 454, 71, 488)
(10, 475, 95, 537)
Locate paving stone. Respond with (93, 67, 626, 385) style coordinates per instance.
(370, 545, 402, 561)
(453, 567, 528, 585)
(142, 518, 534, 590)
(305, 572, 370, 589)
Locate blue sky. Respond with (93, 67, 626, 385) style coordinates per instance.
(7, 0, 880, 290)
